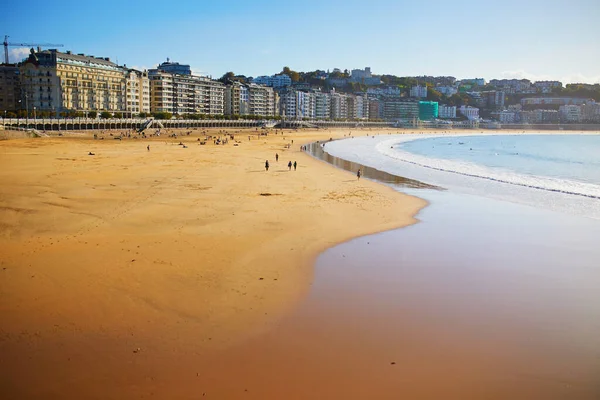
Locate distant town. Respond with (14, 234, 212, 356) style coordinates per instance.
(1, 47, 600, 126)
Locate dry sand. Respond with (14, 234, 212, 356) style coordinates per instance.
(0, 127, 425, 398)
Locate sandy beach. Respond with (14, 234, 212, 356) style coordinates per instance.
(0, 127, 425, 398)
(2, 127, 599, 399)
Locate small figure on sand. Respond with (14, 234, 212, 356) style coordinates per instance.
(147, 145, 150, 151)
(265, 160, 269, 171)
(293, 161, 297, 171)
(357, 169, 362, 180)
(275, 153, 279, 162)
(288, 161, 292, 171)
(88, 151, 95, 156)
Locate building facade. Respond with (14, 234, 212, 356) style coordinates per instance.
(19, 49, 135, 115)
(418, 101, 438, 120)
(438, 104, 456, 119)
(410, 85, 427, 98)
(148, 68, 224, 115)
(459, 105, 480, 120)
(559, 105, 582, 122)
(383, 100, 419, 120)
(252, 74, 292, 88)
(0, 64, 20, 113)
(125, 69, 150, 115)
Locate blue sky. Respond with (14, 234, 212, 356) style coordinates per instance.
(3, 0, 599, 83)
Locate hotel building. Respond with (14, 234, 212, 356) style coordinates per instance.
(18, 49, 148, 115)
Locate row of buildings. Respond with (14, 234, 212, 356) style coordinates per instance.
(0, 49, 454, 121)
(1, 50, 598, 123)
(493, 103, 600, 124)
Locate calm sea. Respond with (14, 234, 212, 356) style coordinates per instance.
(324, 133, 600, 219)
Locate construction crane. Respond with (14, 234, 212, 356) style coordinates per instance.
(3, 35, 64, 64)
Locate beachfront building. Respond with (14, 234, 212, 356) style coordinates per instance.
(0, 64, 20, 113)
(314, 92, 331, 120)
(252, 74, 292, 88)
(581, 103, 600, 122)
(438, 104, 456, 119)
(459, 105, 480, 121)
(559, 105, 582, 122)
(148, 68, 224, 115)
(496, 110, 518, 123)
(225, 81, 244, 116)
(368, 98, 383, 120)
(247, 83, 277, 116)
(18, 49, 146, 115)
(225, 82, 277, 117)
(330, 91, 349, 119)
(418, 101, 438, 120)
(410, 85, 427, 98)
(125, 69, 150, 116)
(383, 100, 419, 121)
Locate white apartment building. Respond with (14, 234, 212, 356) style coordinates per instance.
(436, 86, 457, 96)
(125, 69, 150, 115)
(410, 85, 427, 98)
(559, 105, 582, 122)
(498, 110, 518, 123)
(438, 105, 456, 119)
(581, 103, 600, 122)
(224, 82, 276, 116)
(280, 90, 297, 118)
(148, 68, 224, 115)
(459, 105, 480, 121)
(296, 91, 315, 119)
(252, 74, 292, 88)
(330, 91, 349, 119)
(314, 92, 330, 119)
(367, 86, 401, 96)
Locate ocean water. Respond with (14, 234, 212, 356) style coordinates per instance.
(322, 133, 600, 219)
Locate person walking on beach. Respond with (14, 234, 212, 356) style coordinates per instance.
(288, 161, 292, 171)
(265, 160, 269, 171)
(147, 145, 150, 151)
(357, 168, 362, 180)
(276, 153, 279, 162)
(293, 161, 297, 171)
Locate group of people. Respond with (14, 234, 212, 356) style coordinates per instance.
(265, 154, 297, 172)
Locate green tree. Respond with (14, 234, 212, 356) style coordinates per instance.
(218, 71, 236, 83)
(426, 88, 444, 103)
(138, 112, 147, 118)
(88, 111, 97, 118)
(100, 111, 112, 119)
(114, 112, 123, 119)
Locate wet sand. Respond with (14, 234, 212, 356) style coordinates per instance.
(0, 127, 425, 398)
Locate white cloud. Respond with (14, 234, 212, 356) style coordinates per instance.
(500, 69, 600, 84)
(9, 47, 31, 63)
